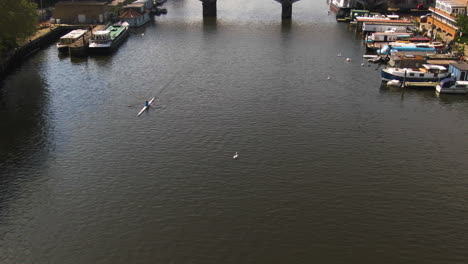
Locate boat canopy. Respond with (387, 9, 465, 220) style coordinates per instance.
(439, 78, 455, 88)
(94, 30, 110, 35)
(422, 64, 446, 70)
(60, 29, 87, 40)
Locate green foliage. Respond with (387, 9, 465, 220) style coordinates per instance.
(456, 15, 468, 38)
(0, 0, 38, 54)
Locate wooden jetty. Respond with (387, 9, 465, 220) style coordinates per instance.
(403, 81, 438, 89)
(69, 25, 106, 57)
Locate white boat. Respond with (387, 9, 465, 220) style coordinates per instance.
(89, 22, 129, 53)
(436, 79, 468, 94)
(381, 64, 450, 82)
(386, 79, 401, 87)
(366, 31, 412, 43)
(56, 29, 87, 53)
(137, 97, 156, 117)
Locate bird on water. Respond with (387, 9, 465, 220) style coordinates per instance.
(233, 152, 239, 159)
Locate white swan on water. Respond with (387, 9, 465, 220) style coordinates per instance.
(233, 152, 239, 159)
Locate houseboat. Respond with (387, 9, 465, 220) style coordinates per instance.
(120, 0, 152, 27)
(448, 62, 468, 81)
(359, 19, 415, 33)
(377, 43, 436, 55)
(381, 64, 450, 82)
(56, 29, 87, 53)
(329, 0, 353, 19)
(88, 22, 129, 53)
(366, 31, 412, 43)
(436, 78, 468, 94)
(119, 8, 150, 27)
(365, 31, 413, 50)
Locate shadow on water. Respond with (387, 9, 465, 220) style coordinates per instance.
(379, 81, 468, 105)
(70, 55, 90, 65)
(0, 59, 51, 219)
(435, 92, 468, 104)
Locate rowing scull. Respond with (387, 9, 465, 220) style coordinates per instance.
(137, 97, 156, 117)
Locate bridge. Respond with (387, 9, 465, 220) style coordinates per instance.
(199, 0, 301, 19)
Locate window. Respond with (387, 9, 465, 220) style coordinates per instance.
(409, 73, 415, 76)
(419, 73, 424, 77)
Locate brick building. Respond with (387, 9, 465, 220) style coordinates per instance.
(429, 0, 467, 37)
(54, 1, 109, 24)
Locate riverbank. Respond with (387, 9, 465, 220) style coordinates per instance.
(0, 24, 86, 81)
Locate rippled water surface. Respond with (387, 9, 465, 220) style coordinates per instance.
(1, 0, 468, 263)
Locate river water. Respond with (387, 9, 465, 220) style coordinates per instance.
(1, 0, 468, 263)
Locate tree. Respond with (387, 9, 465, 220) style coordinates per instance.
(456, 14, 468, 38)
(0, 0, 38, 54)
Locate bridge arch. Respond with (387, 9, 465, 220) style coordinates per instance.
(198, 0, 301, 19)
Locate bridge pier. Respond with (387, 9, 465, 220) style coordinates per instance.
(281, 3, 292, 19)
(201, 0, 217, 17)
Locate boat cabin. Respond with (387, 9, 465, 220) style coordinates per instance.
(91, 30, 111, 43)
(399, 64, 447, 78)
(448, 62, 468, 81)
(350, 9, 370, 21)
(58, 29, 87, 45)
(388, 54, 426, 68)
(421, 64, 448, 74)
(366, 31, 412, 42)
(360, 20, 415, 33)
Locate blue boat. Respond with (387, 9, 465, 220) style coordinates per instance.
(377, 44, 436, 55)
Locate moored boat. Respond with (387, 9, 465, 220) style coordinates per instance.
(88, 22, 130, 53)
(381, 64, 450, 82)
(436, 78, 468, 94)
(329, 0, 352, 19)
(377, 43, 437, 55)
(56, 29, 88, 53)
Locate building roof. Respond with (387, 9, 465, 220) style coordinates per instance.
(426, 59, 458, 65)
(356, 18, 412, 23)
(437, 0, 467, 7)
(450, 62, 468, 71)
(363, 21, 414, 26)
(120, 9, 143, 18)
(124, 3, 145, 8)
(60, 29, 87, 39)
(108, 0, 127, 7)
(55, 1, 107, 6)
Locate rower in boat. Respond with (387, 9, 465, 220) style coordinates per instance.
(137, 97, 156, 117)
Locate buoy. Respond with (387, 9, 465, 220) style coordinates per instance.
(327, 76, 331, 80)
(346, 58, 351, 62)
(141, 33, 145, 36)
